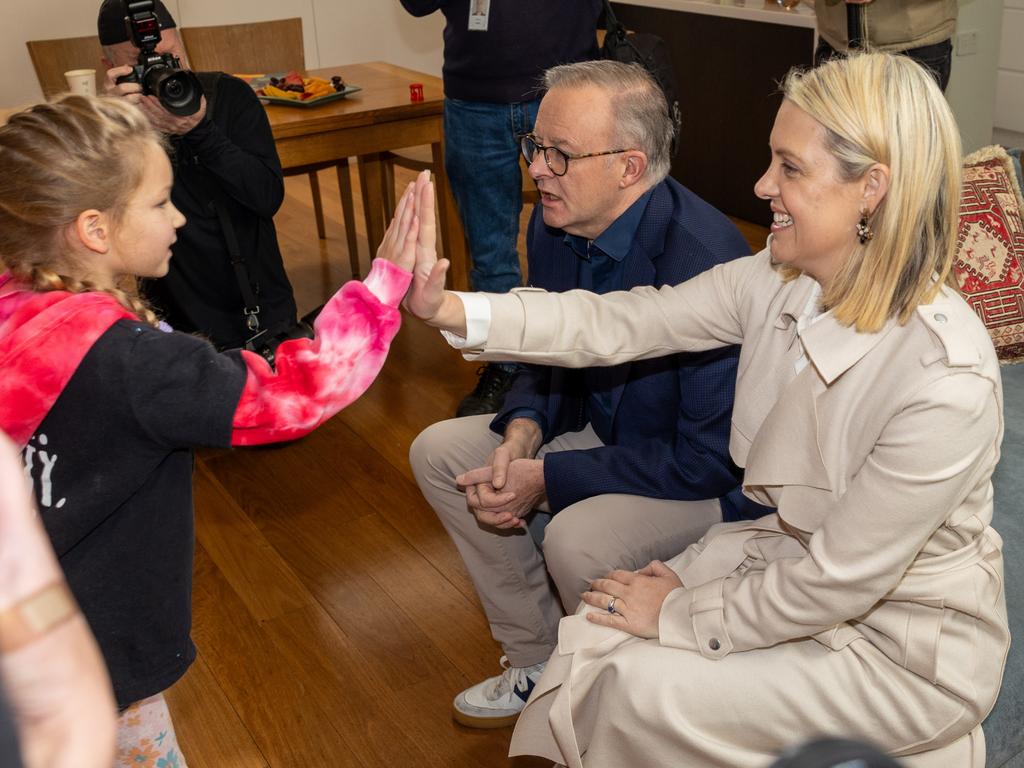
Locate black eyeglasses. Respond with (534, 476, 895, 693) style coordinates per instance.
(520, 134, 632, 177)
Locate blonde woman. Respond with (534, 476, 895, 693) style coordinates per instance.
(401, 52, 1008, 766)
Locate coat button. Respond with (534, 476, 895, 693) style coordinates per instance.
(708, 638, 721, 651)
(934, 313, 948, 324)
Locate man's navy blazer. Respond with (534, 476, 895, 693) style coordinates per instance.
(491, 177, 770, 522)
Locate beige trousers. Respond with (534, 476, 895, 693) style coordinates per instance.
(409, 414, 721, 668)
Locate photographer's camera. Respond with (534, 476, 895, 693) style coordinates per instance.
(115, 0, 202, 116)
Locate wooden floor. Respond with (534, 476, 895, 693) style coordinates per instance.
(166, 161, 769, 768)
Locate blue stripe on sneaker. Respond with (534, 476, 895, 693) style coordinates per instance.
(514, 676, 536, 704)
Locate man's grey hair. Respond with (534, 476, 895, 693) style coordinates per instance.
(543, 60, 674, 184)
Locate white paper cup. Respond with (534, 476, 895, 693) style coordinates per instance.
(64, 69, 97, 97)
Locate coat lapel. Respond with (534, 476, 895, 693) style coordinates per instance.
(729, 274, 814, 466)
(742, 305, 901, 530)
(743, 365, 832, 492)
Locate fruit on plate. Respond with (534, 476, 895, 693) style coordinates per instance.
(257, 71, 347, 101)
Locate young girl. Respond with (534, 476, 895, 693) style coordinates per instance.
(0, 95, 424, 767)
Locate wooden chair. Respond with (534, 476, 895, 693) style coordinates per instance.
(179, 18, 304, 76)
(25, 36, 104, 101)
(180, 17, 362, 278)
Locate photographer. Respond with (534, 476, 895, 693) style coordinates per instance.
(97, 0, 303, 353)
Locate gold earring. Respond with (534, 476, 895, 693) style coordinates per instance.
(856, 210, 874, 245)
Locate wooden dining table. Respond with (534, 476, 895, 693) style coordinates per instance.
(261, 61, 470, 290)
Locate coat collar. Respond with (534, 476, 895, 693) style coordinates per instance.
(768, 250, 900, 386)
(800, 312, 901, 385)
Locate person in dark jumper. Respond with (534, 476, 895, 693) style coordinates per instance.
(0, 96, 425, 767)
(97, 0, 300, 351)
(399, 0, 603, 416)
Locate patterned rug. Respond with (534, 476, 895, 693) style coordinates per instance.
(954, 145, 1024, 364)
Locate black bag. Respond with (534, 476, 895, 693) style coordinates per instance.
(600, 0, 682, 157)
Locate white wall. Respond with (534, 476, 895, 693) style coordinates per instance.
(946, 0, 1005, 153)
(995, 0, 1024, 133)
(2, 0, 1008, 152)
(2, 0, 443, 108)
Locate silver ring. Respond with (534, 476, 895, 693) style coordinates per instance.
(607, 597, 618, 615)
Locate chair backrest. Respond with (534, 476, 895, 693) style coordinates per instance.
(25, 36, 104, 101)
(179, 18, 305, 75)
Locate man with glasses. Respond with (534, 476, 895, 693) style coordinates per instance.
(410, 60, 767, 728)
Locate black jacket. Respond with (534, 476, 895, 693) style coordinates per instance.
(145, 72, 297, 349)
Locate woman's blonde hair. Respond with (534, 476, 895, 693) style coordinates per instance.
(0, 95, 165, 326)
(780, 52, 962, 332)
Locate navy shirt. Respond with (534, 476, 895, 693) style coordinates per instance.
(567, 189, 655, 440)
(504, 190, 655, 439)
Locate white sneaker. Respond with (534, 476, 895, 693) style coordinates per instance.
(452, 655, 547, 728)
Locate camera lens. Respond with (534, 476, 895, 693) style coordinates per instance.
(163, 78, 184, 100)
(146, 68, 203, 116)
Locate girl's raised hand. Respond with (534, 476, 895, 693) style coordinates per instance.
(374, 180, 419, 273)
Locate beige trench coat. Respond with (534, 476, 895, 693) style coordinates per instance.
(465, 249, 1009, 767)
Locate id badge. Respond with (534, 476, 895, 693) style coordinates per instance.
(468, 0, 490, 31)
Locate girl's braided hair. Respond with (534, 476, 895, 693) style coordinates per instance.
(0, 95, 167, 326)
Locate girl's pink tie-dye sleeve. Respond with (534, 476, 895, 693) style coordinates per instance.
(230, 259, 412, 446)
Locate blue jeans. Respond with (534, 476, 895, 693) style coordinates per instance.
(443, 97, 540, 293)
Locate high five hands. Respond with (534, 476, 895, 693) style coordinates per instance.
(375, 171, 468, 333)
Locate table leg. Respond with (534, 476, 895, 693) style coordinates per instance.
(358, 153, 387, 259)
(335, 159, 361, 279)
(431, 141, 469, 292)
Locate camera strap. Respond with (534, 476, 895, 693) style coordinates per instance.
(194, 71, 260, 333)
(211, 199, 261, 332)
